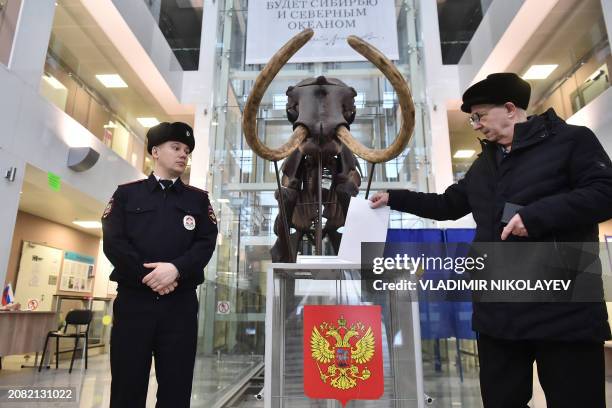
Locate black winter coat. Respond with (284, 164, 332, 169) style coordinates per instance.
(388, 108, 612, 341)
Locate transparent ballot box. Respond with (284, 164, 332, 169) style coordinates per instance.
(264, 259, 425, 407)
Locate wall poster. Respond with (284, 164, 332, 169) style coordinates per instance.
(60, 251, 95, 292)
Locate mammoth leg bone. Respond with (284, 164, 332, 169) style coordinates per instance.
(271, 149, 308, 262)
(273, 160, 295, 262)
(324, 144, 361, 225)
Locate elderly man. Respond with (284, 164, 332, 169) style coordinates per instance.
(370, 73, 612, 407)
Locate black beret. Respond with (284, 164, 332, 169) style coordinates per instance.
(461, 73, 531, 113)
(146, 122, 195, 154)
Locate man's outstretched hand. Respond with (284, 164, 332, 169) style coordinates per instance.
(369, 191, 389, 209)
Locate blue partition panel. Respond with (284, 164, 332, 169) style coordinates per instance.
(386, 228, 477, 340)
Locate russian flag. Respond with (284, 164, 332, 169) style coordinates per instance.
(2, 283, 14, 306)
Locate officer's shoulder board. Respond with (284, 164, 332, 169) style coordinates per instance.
(184, 185, 217, 225)
(103, 179, 145, 219)
(119, 178, 147, 187)
(184, 184, 209, 195)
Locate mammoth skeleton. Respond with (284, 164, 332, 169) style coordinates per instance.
(242, 29, 415, 262)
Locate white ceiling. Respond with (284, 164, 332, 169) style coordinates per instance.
(506, 0, 607, 106)
(448, 0, 607, 171)
(19, 165, 105, 238)
(49, 0, 194, 137)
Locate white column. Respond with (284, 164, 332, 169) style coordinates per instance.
(190, 104, 213, 190)
(8, 0, 56, 87)
(186, 0, 220, 190)
(144, 0, 161, 23)
(418, 0, 458, 194)
(481, 0, 494, 13)
(602, 0, 612, 43)
(182, 0, 221, 354)
(0, 153, 25, 287)
(419, 0, 476, 228)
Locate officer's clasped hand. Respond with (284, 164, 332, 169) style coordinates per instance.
(142, 262, 180, 295)
(369, 191, 389, 209)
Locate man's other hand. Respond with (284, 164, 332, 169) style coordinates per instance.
(156, 281, 178, 295)
(369, 191, 389, 209)
(142, 262, 179, 293)
(501, 213, 529, 240)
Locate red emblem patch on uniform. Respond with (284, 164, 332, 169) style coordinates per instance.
(102, 198, 114, 218)
(208, 204, 217, 225)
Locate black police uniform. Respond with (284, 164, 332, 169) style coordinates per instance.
(102, 174, 217, 408)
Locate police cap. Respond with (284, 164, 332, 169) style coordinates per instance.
(146, 122, 195, 154)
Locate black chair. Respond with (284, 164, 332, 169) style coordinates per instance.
(39, 309, 92, 373)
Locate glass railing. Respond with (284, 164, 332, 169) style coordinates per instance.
(532, 39, 611, 119)
(520, 0, 610, 119)
(449, 0, 611, 176)
(0, 0, 21, 66)
(38, 0, 192, 177)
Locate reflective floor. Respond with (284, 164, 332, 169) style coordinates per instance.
(0, 352, 262, 408)
(0, 349, 611, 407)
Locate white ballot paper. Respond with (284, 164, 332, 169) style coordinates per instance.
(337, 197, 390, 263)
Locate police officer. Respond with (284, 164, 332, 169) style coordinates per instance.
(102, 122, 218, 408)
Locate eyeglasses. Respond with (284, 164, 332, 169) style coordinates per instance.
(468, 111, 489, 127)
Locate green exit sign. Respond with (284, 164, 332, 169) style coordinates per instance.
(47, 172, 61, 192)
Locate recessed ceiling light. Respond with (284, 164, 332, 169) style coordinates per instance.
(522, 65, 558, 80)
(95, 74, 128, 88)
(453, 149, 476, 159)
(72, 220, 102, 229)
(137, 117, 160, 127)
(43, 74, 66, 90)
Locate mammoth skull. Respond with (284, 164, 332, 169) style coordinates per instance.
(286, 76, 357, 158)
(242, 28, 416, 164)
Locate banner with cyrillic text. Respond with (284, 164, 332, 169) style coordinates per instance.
(245, 0, 399, 64)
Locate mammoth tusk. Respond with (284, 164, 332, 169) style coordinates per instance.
(242, 29, 314, 162)
(336, 126, 391, 164)
(343, 35, 416, 163)
(260, 125, 308, 163)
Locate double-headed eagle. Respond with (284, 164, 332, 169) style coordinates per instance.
(309, 315, 376, 390)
